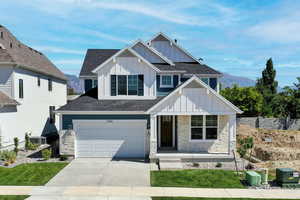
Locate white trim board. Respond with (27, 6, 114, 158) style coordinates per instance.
(130, 40, 175, 66)
(92, 47, 161, 73)
(146, 75, 243, 114)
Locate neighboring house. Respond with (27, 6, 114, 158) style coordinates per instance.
(0, 25, 67, 149)
(57, 33, 242, 161)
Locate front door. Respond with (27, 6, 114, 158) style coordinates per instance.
(160, 116, 173, 147)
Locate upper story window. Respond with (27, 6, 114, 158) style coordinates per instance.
(160, 75, 173, 88)
(48, 79, 52, 91)
(37, 77, 41, 87)
(200, 77, 218, 91)
(84, 79, 97, 92)
(19, 79, 23, 99)
(111, 75, 144, 96)
(190, 115, 218, 141)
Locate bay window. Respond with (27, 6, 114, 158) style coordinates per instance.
(191, 115, 218, 141)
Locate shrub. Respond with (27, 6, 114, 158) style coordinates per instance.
(216, 162, 222, 168)
(60, 155, 68, 161)
(25, 133, 30, 150)
(42, 149, 52, 160)
(1, 150, 17, 165)
(14, 137, 19, 154)
(27, 142, 39, 151)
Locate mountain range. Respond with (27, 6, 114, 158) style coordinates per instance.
(65, 73, 256, 94)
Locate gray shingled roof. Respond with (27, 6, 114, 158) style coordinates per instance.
(154, 62, 222, 75)
(0, 25, 66, 80)
(80, 49, 119, 77)
(57, 87, 164, 112)
(0, 91, 19, 106)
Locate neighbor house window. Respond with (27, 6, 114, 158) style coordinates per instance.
(200, 77, 218, 91)
(37, 77, 40, 87)
(160, 75, 173, 88)
(111, 75, 144, 96)
(191, 115, 218, 141)
(93, 80, 98, 87)
(48, 79, 52, 91)
(49, 106, 55, 124)
(19, 79, 23, 98)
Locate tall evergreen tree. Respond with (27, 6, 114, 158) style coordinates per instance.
(256, 58, 278, 116)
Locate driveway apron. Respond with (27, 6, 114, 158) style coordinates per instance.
(46, 158, 150, 187)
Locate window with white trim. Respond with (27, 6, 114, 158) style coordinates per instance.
(160, 75, 173, 87)
(111, 75, 143, 96)
(191, 115, 218, 140)
(200, 77, 218, 91)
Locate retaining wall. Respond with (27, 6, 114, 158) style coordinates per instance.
(237, 117, 300, 130)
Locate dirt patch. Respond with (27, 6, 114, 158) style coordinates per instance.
(237, 124, 300, 169)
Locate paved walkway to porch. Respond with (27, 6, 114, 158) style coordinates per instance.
(1, 186, 300, 199)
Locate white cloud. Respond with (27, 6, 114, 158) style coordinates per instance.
(246, 13, 300, 43)
(223, 57, 253, 66)
(33, 46, 85, 55)
(277, 63, 300, 68)
(19, 0, 238, 27)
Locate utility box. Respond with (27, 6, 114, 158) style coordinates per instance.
(276, 168, 300, 186)
(246, 171, 261, 186)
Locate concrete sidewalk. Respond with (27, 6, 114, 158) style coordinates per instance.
(1, 186, 300, 199)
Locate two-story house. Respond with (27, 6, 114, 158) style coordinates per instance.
(0, 25, 67, 149)
(57, 33, 242, 162)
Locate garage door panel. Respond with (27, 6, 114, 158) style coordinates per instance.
(74, 120, 146, 158)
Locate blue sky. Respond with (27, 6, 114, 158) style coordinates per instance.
(1, 0, 299, 86)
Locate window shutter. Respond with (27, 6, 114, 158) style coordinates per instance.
(138, 75, 144, 96)
(209, 78, 217, 91)
(19, 79, 23, 98)
(111, 75, 117, 96)
(84, 79, 93, 92)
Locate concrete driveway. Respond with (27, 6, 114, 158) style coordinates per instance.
(46, 158, 150, 186)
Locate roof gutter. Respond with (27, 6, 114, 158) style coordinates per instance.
(54, 110, 147, 115)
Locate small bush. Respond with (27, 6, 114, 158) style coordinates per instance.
(25, 133, 30, 150)
(14, 137, 19, 154)
(27, 142, 39, 151)
(216, 162, 222, 168)
(192, 162, 199, 167)
(42, 149, 52, 160)
(60, 155, 68, 161)
(1, 150, 17, 165)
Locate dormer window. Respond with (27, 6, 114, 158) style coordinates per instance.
(160, 75, 173, 88)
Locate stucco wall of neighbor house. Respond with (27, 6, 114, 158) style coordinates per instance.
(177, 115, 229, 153)
(0, 68, 67, 149)
(237, 117, 300, 130)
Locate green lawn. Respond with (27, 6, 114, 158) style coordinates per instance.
(151, 170, 244, 188)
(0, 162, 68, 185)
(152, 198, 300, 200)
(0, 196, 29, 200)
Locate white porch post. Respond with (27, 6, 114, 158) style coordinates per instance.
(149, 115, 157, 158)
(228, 114, 237, 154)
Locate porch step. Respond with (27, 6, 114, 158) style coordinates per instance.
(159, 158, 182, 163)
(159, 161, 183, 169)
(159, 158, 183, 169)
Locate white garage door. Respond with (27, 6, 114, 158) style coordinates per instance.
(73, 120, 147, 158)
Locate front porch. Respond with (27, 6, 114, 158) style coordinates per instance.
(149, 114, 237, 162)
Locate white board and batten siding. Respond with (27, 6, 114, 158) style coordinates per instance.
(151, 41, 195, 62)
(151, 88, 236, 115)
(97, 56, 157, 99)
(0, 66, 14, 97)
